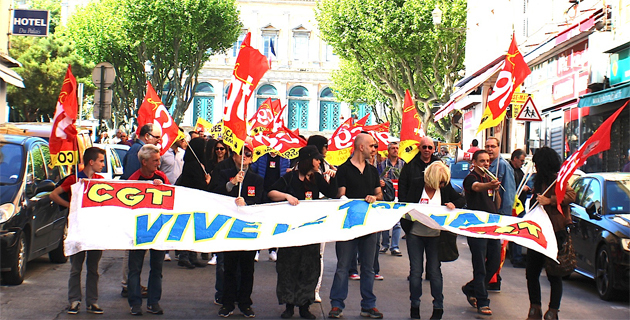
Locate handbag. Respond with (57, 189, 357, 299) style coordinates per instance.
(437, 231, 459, 262)
(545, 232, 577, 277)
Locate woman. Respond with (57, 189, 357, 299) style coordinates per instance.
(267, 145, 337, 319)
(526, 147, 575, 320)
(400, 161, 465, 320)
(207, 140, 230, 174)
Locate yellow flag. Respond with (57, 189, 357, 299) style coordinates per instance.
(476, 106, 508, 135)
(512, 195, 524, 216)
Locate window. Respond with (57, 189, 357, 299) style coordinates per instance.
(326, 44, 336, 61)
(582, 179, 602, 210)
(293, 35, 309, 60)
(353, 102, 373, 125)
(256, 84, 278, 108)
(193, 82, 215, 125)
(319, 87, 340, 131)
(40, 145, 62, 183)
(288, 86, 310, 130)
(261, 24, 280, 58)
(29, 144, 47, 184)
(232, 31, 248, 57)
(573, 178, 590, 205)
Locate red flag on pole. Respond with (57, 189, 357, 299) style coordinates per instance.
(50, 65, 78, 166)
(249, 98, 275, 135)
(136, 81, 180, 155)
(555, 101, 629, 212)
(399, 90, 425, 163)
(223, 32, 270, 154)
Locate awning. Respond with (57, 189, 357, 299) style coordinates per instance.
(0, 64, 25, 88)
(577, 81, 630, 108)
(434, 60, 504, 121)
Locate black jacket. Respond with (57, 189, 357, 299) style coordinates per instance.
(400, 183, 466, 234)
(177, 137, 210, 190)
(398, 154, 441, 203)
(212, 166, 265, 205)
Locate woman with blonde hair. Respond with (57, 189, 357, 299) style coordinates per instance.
(400, 161, 465, 319)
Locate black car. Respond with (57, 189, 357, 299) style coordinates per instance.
(569, 172, 630, 300)
(449, 161, 471, 194)
(0, 134, 69, 285)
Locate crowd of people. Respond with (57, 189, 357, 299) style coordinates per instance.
(50, 127, 575, 320)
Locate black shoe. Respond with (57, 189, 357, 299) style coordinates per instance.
(218, 306, 233, 317)
(241, 306, 255, 318)
(201, 253, 209, 260)
(130, 305, 143, 316)
(193, 261, 207, 268)
(86, 303, 104, 314)
(487, 282, 501, 292)
(410, 306, 420, 319)
(281, 304, 294, 319)
(512, 260, 526, 268)
(147, 303, 164, 314)
(178, 260, 196, 269)
(430, 308, 443, 320)
(68, 301, 81, 314)
(121, 287, 128, 298)
(299, 305, 316, 319)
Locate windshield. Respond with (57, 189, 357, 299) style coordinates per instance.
(450, 162, 471, 179)
(0, 143, 24, 185)
(606, 179, 630, 214)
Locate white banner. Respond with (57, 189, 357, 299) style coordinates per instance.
(65, 180, 557, 261)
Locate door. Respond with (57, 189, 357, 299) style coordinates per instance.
(26, 143, 56, 257)
(570, 177, 592, 272)
(40, 144, 67, 251)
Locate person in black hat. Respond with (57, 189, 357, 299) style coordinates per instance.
(268, 145, 338, 319)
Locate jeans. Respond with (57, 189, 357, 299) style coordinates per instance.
(223, 251, 256, 310)
(330, 233, 378, 309)
(510, 242, 525, 263)
(128, 249, 165, 307)
(380, 221, 401, 250)
(68, 250, 102, 305)
(526, 231, 565, 309)
(462, 238, 501, 308)
(406, 235, 443, 309)
(215, 252, 225, 302)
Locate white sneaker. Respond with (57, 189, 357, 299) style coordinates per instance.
(314, 292, 322, 303)
(164, 253, 171, 261)
(254, 252, 259, 262)
(269, 251, 277, 262)
(208, 255, 217, 265)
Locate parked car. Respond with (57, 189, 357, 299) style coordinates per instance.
(0, 134, 69, 285)
(94, 143, 125, 180)
(449, 161, 471, 194)
(109, 143, 130, 169)
(569, 172, 630, 300)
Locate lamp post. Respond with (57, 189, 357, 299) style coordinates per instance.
(432, 5, 442, 26)
(144, 60, 153, 82)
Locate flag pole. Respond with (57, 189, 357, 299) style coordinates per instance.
(238, 143, 245, 198)
(75, 82, 83, 178)
(529, 181, 556, 212)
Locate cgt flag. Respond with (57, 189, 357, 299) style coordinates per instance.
(50, 65, 78, 166)
(399, 90, 425, 163)
(555, 101, 628, 213)
(222, 32, 270, 154)
(249, 98, 276, 135)
(477, 34, 531, 134)
(136, 81, 179, 156)
(251, 125, 307, 162)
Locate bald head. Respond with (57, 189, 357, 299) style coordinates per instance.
(419, 136, 434, 162)
(353, 133, 374, 160)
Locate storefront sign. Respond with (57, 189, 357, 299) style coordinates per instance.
(12, 9, 49, 37)
(610, 47, 630, 86)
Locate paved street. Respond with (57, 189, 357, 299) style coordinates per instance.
(1, 236, 628, 319)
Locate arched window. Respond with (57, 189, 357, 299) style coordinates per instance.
(288, 86, 309, 130)
(319, 87, 340, 131)
(353, 102, 373, 125)
(192, 82, 215, 126)
(256, 84, 278, 108)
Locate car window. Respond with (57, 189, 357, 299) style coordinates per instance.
(40, 145, 63, 183)
(101, 149, 110, 174)
(0, 143, 24, 184)
(110, 148, 123, 172)
(605, 179, 630, 214)
(572, 178, 590, 205)
(582, 179, 602, 210)
(450, 162, 471, 179)
(30, 144, 48, 182)
(113, 148, 127, 165)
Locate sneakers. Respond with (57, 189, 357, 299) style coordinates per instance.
(328, 307, 343, 318)
(68, 301, 81, 314)
(178, 259, 196, 269)
(410, 306, 420, 319)
(379, 247, 388, 254)
(214, 298, 222, 305)
(487, 282, 501, 292)
(147, 303, 164, 314)
(391, 248, 403, 256)
(360, 307, 384, 319)
(374, 274, 384, 280)
(208, 255, 218, 265)
(241, 307, 256, 318)
(164, 253, 172, 261)
(219, 306, 234, 317)
(269, 251, 278, 262)
(130, 305, 143, 316)
(86, 303, 104, 314)
(254, 252, 259, 262)
(349, 273, 360, 280)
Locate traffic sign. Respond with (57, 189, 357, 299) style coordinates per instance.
(94, 89, 113, 105)
(515, 97, 542, 121)
(92, 104, 112, 120)
(92, 62, 116, 87)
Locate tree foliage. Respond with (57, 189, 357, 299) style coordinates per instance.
(65, 0, 241, 130)
(316, 0, 466, 142)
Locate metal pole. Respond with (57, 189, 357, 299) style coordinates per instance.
(98, 65, 105, 140)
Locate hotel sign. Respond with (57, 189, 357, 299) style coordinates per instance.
(12, 9, 49, 37)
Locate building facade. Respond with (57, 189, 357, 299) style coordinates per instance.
(1, 0, 25, 123)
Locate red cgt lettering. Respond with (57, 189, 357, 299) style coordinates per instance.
(82, 182, 175, 210)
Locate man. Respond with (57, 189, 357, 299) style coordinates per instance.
(118, 131, 132, 147)
(212, 143, 264, 318)
(509, 149, 530, 268)
(160, 136, 185, 185)
(127, 144, 170, 316)
(328, 133, 384, 319)
(122, 123, 162, 180)
(484, 137, 516, 291)
(398, 137, 441, 203)
(467, 139, 481, 153)
(189, 130, 202, 139)
(461, 150, 502, 316)
(50, 147, 106, 315)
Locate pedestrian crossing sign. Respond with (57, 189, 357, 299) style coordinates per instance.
(515, 97, 542, 121)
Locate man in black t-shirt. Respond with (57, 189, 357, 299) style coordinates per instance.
(461, 150, 501, 316)
(328, 133, 384, 319)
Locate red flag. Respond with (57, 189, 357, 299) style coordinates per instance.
(249, 98, 275, 135)
(364, 122, 391, 152)
(136, 81, 180, 156)
(555, 101, 628, 212)
(355, 114, 370, 127)
(50, 65, 78, 166)
(223, 32, 270, 154)
(399, 90, 425, 163)
(325, 118, 365, 166)
(241, 32, 251, 48)
(477, 34, 531, 134)
(251, 125, 307, 162)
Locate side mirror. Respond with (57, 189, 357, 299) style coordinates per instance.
(113, 166, 123, 177)
(35, 180, 56, 195)
(585, 201, 602, 220)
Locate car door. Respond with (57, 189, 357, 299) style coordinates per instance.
(570, 177, 594, 273)
(26, 143, 57, 257)
(40, 145, 68, 251)
(574, 177, 604, 274)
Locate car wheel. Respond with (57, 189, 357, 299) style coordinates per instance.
(49, 222, 68, 263)
(595, 245, 618, 301)
(1, 232, 28, 285)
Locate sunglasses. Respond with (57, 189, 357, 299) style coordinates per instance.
(215, 147, 225, 151)
(421, 145, 434, 150)
(244, 151, 253, 158)
(372, 144, 379, 148)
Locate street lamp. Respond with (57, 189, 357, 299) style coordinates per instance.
(144, 60, 153, 80)
(432, 5, 442, 26)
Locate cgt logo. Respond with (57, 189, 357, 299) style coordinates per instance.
(82, 183, 175, 210)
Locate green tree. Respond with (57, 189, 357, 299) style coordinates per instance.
(66, 0, 241, 130)
(316, 0, 466, 142)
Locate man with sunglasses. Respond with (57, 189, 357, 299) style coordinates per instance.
(212, 142, 264, 318)
(122, 123, 162, 180)
(398, 137, 441, 203)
